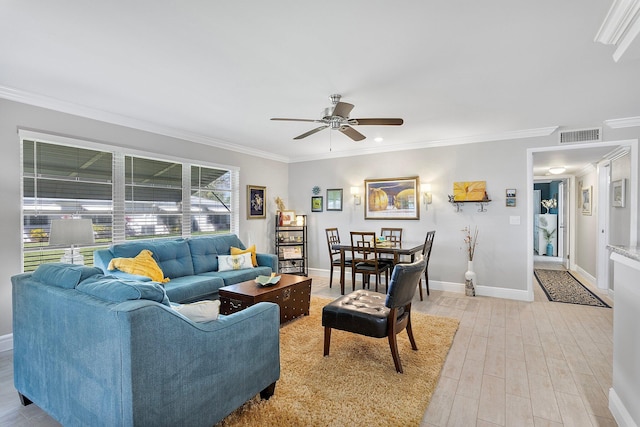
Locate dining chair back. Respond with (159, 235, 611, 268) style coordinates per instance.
(417, 230, 436, 300)
(380, 227, 403, 246)
(325, 228, 352, 291)
(350, 231, 392, 292)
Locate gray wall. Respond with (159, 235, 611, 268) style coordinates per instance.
(0, 99, 289, 337)
(575, 167, 598, 277)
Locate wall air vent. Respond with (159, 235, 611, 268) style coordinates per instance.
(559, 128, 602, 144)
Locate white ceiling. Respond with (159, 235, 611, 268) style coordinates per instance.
(1, 1, 639, 170)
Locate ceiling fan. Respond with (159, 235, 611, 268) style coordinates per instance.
(271, 94, 403, 142)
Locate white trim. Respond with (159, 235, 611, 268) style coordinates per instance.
(595, 0, 640, 62)
(575, 265, 597, 286)
(605, 116, 640, 129)
(609, 387, 639, 427)
(0, 334, 13, 353)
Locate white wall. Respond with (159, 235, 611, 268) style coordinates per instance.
(0, 99, 289, 337)
(576, 167, 598, 277)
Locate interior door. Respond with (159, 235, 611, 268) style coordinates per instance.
(596, 161, 611, 290)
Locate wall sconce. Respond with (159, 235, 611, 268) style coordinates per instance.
(422, 183, 432, 205)
(350, 186, 361, 205)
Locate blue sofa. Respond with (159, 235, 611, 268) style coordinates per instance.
(12, 263, 280, 427)
(93, 234, 278, 303)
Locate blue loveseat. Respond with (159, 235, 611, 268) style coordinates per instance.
(12, 263, 280, 427)
(93, 234, 278, 303)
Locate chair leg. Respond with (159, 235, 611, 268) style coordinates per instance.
(418, 277, 424, 301)
(329, 264, 334, 288)
(425, 270, 430, 296)
(323, 327, 332, 356)
(388, 331, 403, 373)
(406, 314, 418, 351)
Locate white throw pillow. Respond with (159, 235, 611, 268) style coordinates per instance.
(218, 253, 254, 271)
(172, 300, 220, 322)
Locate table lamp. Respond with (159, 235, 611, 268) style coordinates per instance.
(48, 219, 95, 265)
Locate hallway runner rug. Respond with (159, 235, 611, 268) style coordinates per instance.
(534, 269, 610, 308)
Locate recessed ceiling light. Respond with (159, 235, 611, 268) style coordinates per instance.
(548, 167, 566, 175)
(374, 137, 383, 143)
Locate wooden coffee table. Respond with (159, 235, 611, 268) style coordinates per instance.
(219, 274, 312, 324)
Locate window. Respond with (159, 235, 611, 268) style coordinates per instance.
(21, 133, 238, 272)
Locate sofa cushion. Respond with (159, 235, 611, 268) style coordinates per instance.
(107, 249, 169, 283)
(187, 237, 219, 274)
(212, 234, 245, 255)
(163, 275, 224, 303)
(32, 263, 104, 289)
(76, 277, 170, 306)
(231, 245, 257, 267)
(111, 239, 194, 278)
(218, 253, 254, 271)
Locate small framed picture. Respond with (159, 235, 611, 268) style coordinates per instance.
(280, 210, 296, 225)
(612, 179, 625, 207)
(506, 189, 516, 198)
(506, 197, 516, 207)
(326, 188, 343, 211)
(582, 186, 592, 215)
(247, 185, 266, 219)
(311, 196, 323, 212)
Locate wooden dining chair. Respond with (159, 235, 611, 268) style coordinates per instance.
(418, 230, 436, 300)
(325, 228, 352, 293)
(381, 227, 403, 261)
(350, 231, 392, 292)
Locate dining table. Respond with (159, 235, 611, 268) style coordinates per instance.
(331, 240, 425, 295)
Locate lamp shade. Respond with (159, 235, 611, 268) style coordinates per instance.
(49, 219, 95, 246)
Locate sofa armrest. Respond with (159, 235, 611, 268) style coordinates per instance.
(256, 253, 278, 272)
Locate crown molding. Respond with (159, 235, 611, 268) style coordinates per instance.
(289, 126, 559, 163)
(0, 86, 289, 163)
(594, 0, 640, 62)
(604, 116, 640, 128)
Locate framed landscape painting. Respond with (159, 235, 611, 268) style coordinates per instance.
(326, 188, 343, 211)
(247, 185, 266, 219)
(364, 176, 419, 220)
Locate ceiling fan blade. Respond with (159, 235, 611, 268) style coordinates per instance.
(339, 125, 366, 141)
(271, 118, 322, 123)
(348, 118, 404, 126)
(294, 125, 329, 140)
(331, 102, 355, 118)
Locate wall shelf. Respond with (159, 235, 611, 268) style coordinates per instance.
(449, 200, 492, 212)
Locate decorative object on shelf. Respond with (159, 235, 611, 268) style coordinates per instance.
(312, 186, 321, 195)
(506, 188, 516, 198)
(581, 186, 592, 215)
(506, 198, 516, 207)
(311, 196, 323, 212)
(612, 179, 626, 207)
(462, 225, 478, 296)
(279, 210, 296, 225)
(541, 198, 557, 214)
(326, 188, 343, 211)
(364, 176, 419, 220)
(275, 197, 286, 212)
(247, 185, 266, 219)
(453, 181, 487, 201)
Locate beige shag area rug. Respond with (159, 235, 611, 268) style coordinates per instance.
(218, 296, 459, 427)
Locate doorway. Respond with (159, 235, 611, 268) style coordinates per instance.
(526, 139, 638, 302)
(533, 178, 569, 266)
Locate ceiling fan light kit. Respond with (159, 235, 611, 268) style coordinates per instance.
(271, 94, 403, 142)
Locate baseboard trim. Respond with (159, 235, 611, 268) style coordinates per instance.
(609, 387, 639, 427)
(311, 268, 532, 302)
(0, 333, 13, 353)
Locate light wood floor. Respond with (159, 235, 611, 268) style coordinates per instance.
(0, 265, 615, 427)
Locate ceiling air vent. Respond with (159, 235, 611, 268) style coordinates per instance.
(559, 127, 602, 144)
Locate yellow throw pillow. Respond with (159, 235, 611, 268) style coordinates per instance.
(230, 245, 258, 267)
(107, 249, 170, 283)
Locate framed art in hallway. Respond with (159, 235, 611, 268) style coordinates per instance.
(612, 179, 625, 207)
(581, 186, 592, 215)
(247, 185, 266, 219)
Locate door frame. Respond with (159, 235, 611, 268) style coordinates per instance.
(526, 139, 638, 301)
